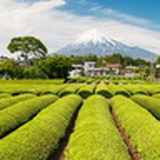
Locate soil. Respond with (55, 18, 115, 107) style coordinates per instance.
(109, 103, 141, 160)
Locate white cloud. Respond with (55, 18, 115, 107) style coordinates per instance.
(0, 0, 160, 58)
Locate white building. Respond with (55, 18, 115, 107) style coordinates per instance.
(69, 61, 109, 77)
(124, 66, 136, 78)
(69, 64, 83, 77)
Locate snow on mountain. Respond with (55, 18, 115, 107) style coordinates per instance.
(57, 29, 157, 60)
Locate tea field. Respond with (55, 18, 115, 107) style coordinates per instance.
(0, 79, 160, 160)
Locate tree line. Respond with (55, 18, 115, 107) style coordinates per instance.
(0, 36, 158, 79)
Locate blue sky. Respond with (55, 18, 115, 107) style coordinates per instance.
(58, 0, 160, 31)
(0, 0, 160, 56)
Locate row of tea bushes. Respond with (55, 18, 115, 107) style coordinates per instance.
(111, 95, 160, 160)
(0, 94, 36, 110)
(95, 84, 112, 98)
(65, 95, 131, 160)
(0, 95, 82, 160)
(0, 93, 11, 99)
(131, 95, 160, 119)
(152, 93, 160, 99)
(77, 84, 96, 98)
(96, 84, 130, 98)
(0, 95, 58, 138)
(0, 83, 65, 96)
(58, 84, 84, 97)
(122, 85, 149, 95)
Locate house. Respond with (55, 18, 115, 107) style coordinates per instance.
(69, 61, 124, 77)
(106, 63, 122, 75)
(124, 66, 136, 78)
(69, 64, 83, 77)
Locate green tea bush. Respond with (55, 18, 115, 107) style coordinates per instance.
(0, 94, 36, 110)
(0, 94, 82, 160)
(95, 84, 112, 98)
(77, 84, 95, 98)
(111, 95, 160, 160)
(0, 95, 58, 137)
(131, 94, 160, 119)
(65, 95, 131, 160)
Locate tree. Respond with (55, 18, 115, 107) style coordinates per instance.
(36, 55, 71, 79)
(105, 53, 124, 64)
(0, 59, 23, 79)
(7, 36, 48, 65)
(156, 56, 160, 64)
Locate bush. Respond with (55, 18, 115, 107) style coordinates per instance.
(77, 84, 95, 98)
(111, 95, 160, 159)
(0, 94, 82, 160)
(95, 84, 112, 98)
(131, 94, 160, 119)
(0, 95, 58, 137)
(65, 95, 131, 160)
(0, 94, 36, 110)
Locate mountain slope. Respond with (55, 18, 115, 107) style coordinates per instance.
(57, 29, 157, 60)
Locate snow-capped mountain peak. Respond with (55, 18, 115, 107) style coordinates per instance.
(74, 29, 115, 45)
(57, 29, 157, 60)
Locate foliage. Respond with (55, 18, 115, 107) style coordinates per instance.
(131, 94, 160, 119)
(0, 59, 23, 79)
(0, 94, 36, 110)
(0, 95, 58, 138)
(111, 95, 160, 160)
(22, 66, 48, 79)
(36, 55, 71, 79)
(65, 95, 131, 160)
(77, 84, 95, 98)
(58, 84, 84, 97)
(7, 36, 47, 65)
(156, 56, 160, 64)
(0, 94, 82, 160)
(0, 93, 11, 99)
(95, 84, 113, 98)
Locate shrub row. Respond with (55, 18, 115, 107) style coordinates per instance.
(131, 94, 160, 119)
(0, 94, 82, 160)
(122, 85, 149, 95)
(96, 84, 130, 98)
(0, 95, 58, 138)
(108, 85, 130, 97)
(111, 95, 160, 160)
(65, 95, 131, 160)
(77, 84, 95, 98)
(95, 84, 113, 98)
(152, 93, 160, 99)
(0, 94, 36, 110)
(58, 84, 84, 97)
(0, 93, 11, 99)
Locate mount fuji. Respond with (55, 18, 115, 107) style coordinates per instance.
(57, 29, 157, 60)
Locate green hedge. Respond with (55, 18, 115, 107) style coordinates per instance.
(95, 84, 112, 98)
(111, 95, 160, 160)
(65, 95, 131, 160)
(0, 94, 82, 160)
(77, 84, 95, 98)
(122, 85, 149, 95)
(152, 93, 160, 99)
(109, 85, 130, 97)
(131, 94, 160, 119)
(0, 93, 11, 99)
(0, 94, 36, 110)
(0, 95, 58, 138)
(58, 84, 83, 97)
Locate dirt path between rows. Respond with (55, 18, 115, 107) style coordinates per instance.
(109, 103, 141, 160)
